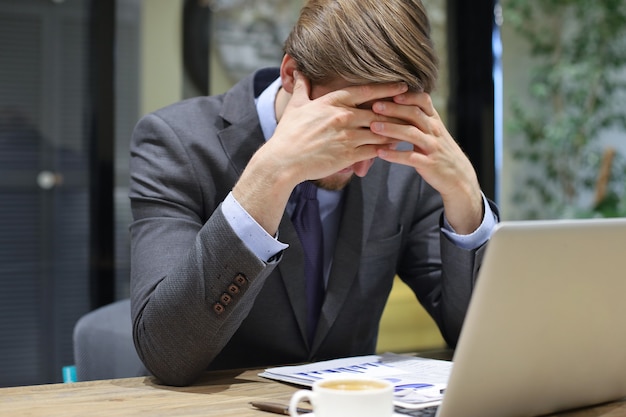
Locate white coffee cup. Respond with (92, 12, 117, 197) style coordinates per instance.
(288, 375, 394, 417)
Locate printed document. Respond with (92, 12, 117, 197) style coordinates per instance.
(259, 352, 452, 407)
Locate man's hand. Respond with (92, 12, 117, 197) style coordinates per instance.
(266, 71, 408, 185)
(371, 91, 483, 235)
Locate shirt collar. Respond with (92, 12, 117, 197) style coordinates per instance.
(255, 76, 282, 142)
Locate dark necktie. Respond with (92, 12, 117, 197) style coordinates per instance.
(290, 181, 325, 343)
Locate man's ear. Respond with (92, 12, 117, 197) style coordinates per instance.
(279, 54, 298, 94)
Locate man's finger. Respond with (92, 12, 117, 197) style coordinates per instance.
(393, 91, 436, 117)
(324, 82, 409, 108)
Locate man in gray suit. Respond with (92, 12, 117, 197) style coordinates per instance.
(130, 0, 498, 386)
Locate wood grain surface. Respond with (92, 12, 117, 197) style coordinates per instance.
(1, 365, 625, 417)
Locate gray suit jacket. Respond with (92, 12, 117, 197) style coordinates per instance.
(129, 68, 496, 386)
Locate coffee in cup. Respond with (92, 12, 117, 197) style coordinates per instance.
(289, 375, 394, 417)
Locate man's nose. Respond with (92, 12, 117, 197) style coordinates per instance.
(353, 159, 375, 177)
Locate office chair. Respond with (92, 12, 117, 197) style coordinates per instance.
(73, 298, 148, 381)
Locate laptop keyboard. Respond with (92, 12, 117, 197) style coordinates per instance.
(395, 405, 440, 417)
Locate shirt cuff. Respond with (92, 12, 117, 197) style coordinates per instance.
(441, 193, 497, 250)
(222, 192, 289, 262)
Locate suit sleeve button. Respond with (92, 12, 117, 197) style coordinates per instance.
(220, 293, 232, 305)
(213, 302, 225, 315)
(228, 284, 240, 295)
(234, 273, 247, 286)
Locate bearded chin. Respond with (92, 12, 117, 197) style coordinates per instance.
(313, 173, 354, 192)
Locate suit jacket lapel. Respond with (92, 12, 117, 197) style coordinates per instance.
(217, 68, 281, 175)
(217, 84, 265, 175)
(311, 166, 384, 353)
(277, 216, 310, 346)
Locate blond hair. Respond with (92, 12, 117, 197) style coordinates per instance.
(283, 0, 438, 92)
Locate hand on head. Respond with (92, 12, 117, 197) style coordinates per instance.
(371, 90, 483, 233)
(266, 68, 409, 188)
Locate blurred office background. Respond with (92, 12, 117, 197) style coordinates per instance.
(1, 0, 623, 387)
(0, 0, 137, 387)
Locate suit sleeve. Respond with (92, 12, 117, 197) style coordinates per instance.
(129, 112, 277, 386)
(397, 181, 499, 348)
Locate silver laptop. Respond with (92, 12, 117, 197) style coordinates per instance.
(434, 218, 626, 417)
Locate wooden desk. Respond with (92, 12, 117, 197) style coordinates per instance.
(1, 369, 289, 417)
(2, 366, 626, 417)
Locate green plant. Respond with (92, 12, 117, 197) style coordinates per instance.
(505, 0, 626, 219)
